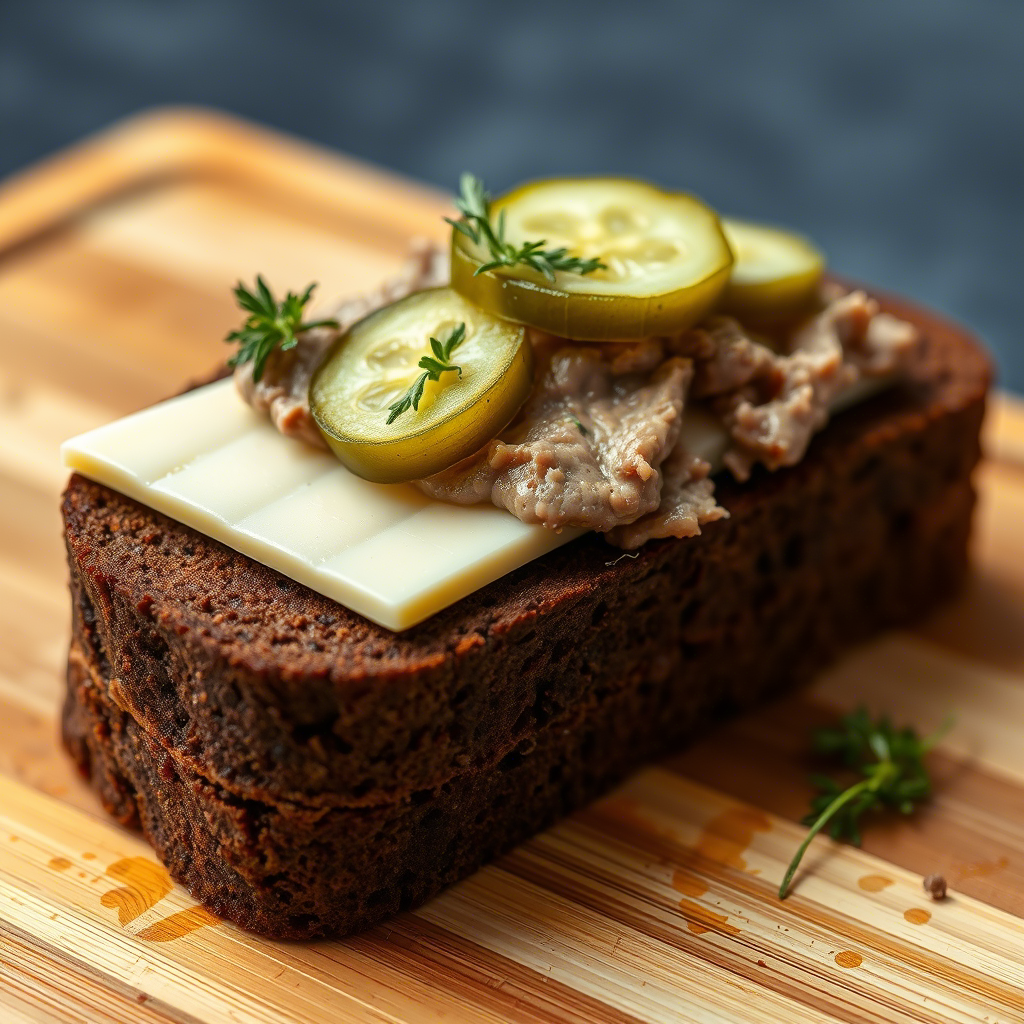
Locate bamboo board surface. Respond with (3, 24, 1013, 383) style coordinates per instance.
(1, 108, 1022, 1024)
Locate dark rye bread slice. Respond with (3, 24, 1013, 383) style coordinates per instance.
(62, 293, 989, 938)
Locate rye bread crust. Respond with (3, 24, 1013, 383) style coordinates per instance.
(62, 292, 989, 938)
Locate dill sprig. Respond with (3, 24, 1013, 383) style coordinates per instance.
(779, 707, 952, 900)
(386, 322, 467, 424)
(447, 173, 606, 282)
(226, 276, 338, 383)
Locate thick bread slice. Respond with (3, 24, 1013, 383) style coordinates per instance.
(62, 292, 990, 938)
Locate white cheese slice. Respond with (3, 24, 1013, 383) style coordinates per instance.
(61, 376, 885, 631)
(61, 380, 581, 631)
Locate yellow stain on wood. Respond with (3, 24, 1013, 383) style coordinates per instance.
(671, 868, 706, 898)
(671, 867, 742, 935)
(96, 855, 220, 941)
(135, 906, 220, 942)
(955, 855, 1009, 880)
(99, 857, 173, 926)
(81, 852, 96, 860)
(48, 856, 71, 871)
(694, 806, 771, 872)
(904, 908, 931, 925)
(666, 804, 772, 936)
(835, 951, 863, 969)
(678, 900, 743, 937)
(857, 874, 893, 893)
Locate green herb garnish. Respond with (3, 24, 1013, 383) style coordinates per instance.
(386, 322, 467, 424)
(226, 276, 338, 383)
(779, 707, 952, 900)
(447, 173, 606, 282)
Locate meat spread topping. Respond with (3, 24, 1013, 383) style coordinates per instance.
(417, 340, 693, 533)
(713, 289, 917, 481)
(236, 243, 919, 546)
(605, 449, 726, 549)
(235, 241, 448, 449)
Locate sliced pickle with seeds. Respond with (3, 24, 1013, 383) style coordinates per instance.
(721, 218, 825, 322)
(450, 178, 734, 340)
(310, 288, 532, 484)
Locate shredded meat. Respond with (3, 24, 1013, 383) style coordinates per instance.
(417, 343, 692, 532)
(845, 309, 919, 376)
(605, 450, 728, 549)
(234, 240, 448, 448)
(715, 290, 917, 480)
(671, 316, 776, 398)
(234, 251, 919, 546)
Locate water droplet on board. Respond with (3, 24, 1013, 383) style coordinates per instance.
(835, 951, 863, 969)
(48, 857, 71, 871)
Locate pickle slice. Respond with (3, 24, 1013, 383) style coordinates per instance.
(310, 288, 531, 484)
(450, 179, 733, 340)
(721, 218, 825, 321)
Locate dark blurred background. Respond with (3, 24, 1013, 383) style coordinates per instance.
(3, 0, 1021, 389)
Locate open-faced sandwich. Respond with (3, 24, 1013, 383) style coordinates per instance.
(61, 175, 990, 938)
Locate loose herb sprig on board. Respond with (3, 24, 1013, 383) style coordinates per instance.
(386, 322, 467, 424)
(779, 707, 952, 900)
(447, 173, 606, 281)
(226, 277, 338, 382)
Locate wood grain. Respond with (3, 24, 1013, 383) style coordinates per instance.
(0, 107, 1021, 1024)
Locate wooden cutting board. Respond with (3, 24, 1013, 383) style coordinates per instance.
(1, 108, 1022, 1024)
